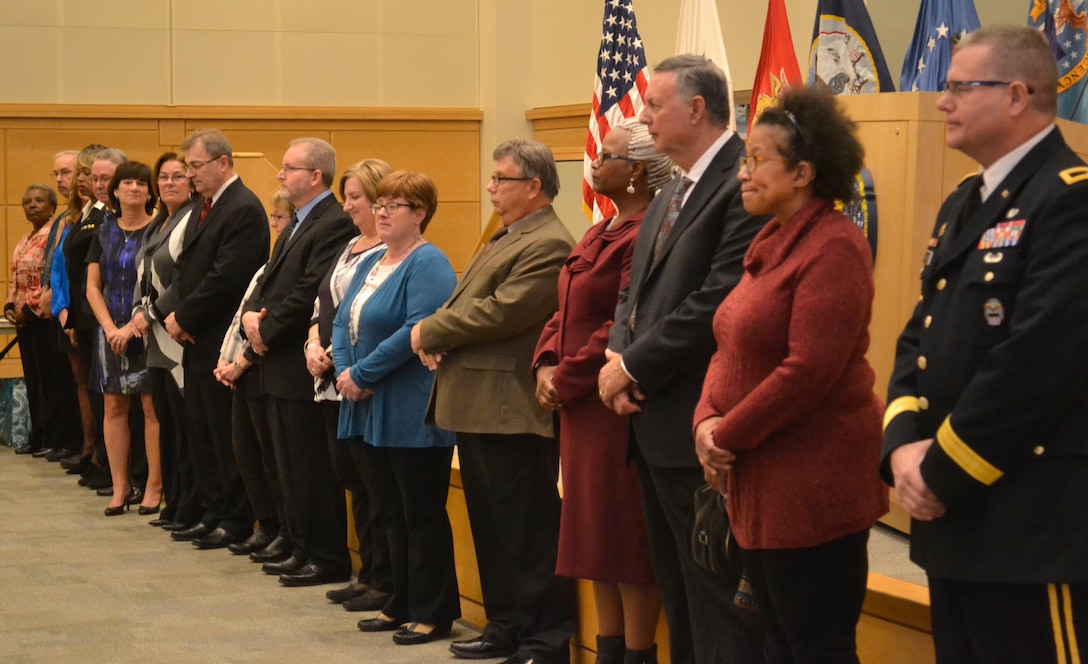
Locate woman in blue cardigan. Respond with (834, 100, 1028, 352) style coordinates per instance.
(331, 170, 459, 646)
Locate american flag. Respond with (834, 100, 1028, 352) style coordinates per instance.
(584, 0, 649, 224)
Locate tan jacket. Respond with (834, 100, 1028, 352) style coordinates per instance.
(421, 205, 574, 437)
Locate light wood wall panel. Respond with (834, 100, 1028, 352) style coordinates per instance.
(0, 104, 482, 378)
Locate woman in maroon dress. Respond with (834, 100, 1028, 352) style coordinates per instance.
(533, 118, 674, 664)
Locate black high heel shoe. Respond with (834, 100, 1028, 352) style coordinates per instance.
(104, 503, 131, 517)
(138, 504, 160, 516)
(125, 487, 143, 506)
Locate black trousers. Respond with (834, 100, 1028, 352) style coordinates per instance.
(16, 319, 81, 453)
(456, 432, 575, 664)
(353, 441, 459, 624)
(322, 401, 391, 591)
(73, 328, 105, 464)
(233, 388, 283, 535)
(740, 529, 870, 664)
(267, 396, 350, 572)
(183, 366, 252, 534)
(634, 455, 764, 664)
(147, 367, 199, 524)
(929, 577, 1088, 664)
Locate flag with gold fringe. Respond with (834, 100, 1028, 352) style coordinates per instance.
(808, 0, 895, 94)
(750, 0, 803, 132)
(1029, 0, 1088, 124)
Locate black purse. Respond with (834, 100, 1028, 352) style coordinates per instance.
(690, 483, 737, 572)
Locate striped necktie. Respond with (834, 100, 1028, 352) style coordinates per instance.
(653, 177, 691, 259)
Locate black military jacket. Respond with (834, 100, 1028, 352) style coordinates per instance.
(881, 127, 1088, 583)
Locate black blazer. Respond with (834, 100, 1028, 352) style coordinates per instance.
(609, 133, 767, 468)
(882, 127, 1088, 584)
(163, 178, 269, 373)
(244, 192, 356, 401)
(66, 202, 108, 331)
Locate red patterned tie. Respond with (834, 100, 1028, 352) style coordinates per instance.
(653, 177, 691, 259)
(197, 198, 212, 228)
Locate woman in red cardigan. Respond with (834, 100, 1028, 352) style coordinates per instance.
(534, 118, 674, 664)
(694, 86, 888, 663)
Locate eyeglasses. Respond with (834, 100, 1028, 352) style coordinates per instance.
(280, 164, 316, 174)
(158, 174, 189, 183)
(595, 152, 638, 165)
(270, 213, 291, 222)
(186, 158, 222, 172)
(738, 155, 788, 173)
(942, 80, 1034, 96)
(489, 175, 533, 186)
(370, 201, 416, 215)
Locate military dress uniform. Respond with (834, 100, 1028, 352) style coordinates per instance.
(881, 127, 1088, 663)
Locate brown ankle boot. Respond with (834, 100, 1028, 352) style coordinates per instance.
(595, 635, 625, 664)
(624, 644, 658, 664)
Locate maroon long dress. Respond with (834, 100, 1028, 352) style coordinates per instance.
(533, 211, 654, 584)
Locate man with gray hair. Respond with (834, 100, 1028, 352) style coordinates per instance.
(412, 138, 575, 664)
(241, 138, 356, 586)
(598, 54, 765, 663)
(883, 25, 1088, 661)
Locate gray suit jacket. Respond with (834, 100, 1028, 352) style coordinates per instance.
(609, 133, 767, 467)
(422, 205, 574, 437)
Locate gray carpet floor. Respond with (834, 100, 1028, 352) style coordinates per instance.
(0, 450, 479, 664)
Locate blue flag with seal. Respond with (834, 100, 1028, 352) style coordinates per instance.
(1029, 0, 1088, 124)
(900, 0, 981, 92)
(808, 0, 895, 93)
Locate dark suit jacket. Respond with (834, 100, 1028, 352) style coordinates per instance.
(609, 133, 767, 468)
(66, 202, 108, 331)
(881, 127, 1088, 583)
(421, 205, 574, 437)
(244, 192, 356, 401)
(162, 178, 269, 373)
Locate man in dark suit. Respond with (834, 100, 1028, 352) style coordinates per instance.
(160, 129, 268, 549)
(598, 55, 765, 664)
(241, 137, 356, 587)
(412, 138, 575, 664)
(882, 26, 1088, 662)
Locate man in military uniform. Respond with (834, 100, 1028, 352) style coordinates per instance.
(882, 25, 1088, 662)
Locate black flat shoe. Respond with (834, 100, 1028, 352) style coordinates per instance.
(104, 503, 131, 516)
(31, 447, 54, 459)
(357, 616, 403, 633)
(392, 621, 452, 645)
(13, 446, 38, 455)
(326, 583, 368, 604)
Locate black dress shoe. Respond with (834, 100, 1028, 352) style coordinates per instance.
(450, 635, 517, 660)
(497, 657, 535, 664)
(325, 583, 368, 603)
(278, 563, 350, 587)
(84, 471, 112, 490)
(192, 527, 242, 550)
(96, 486, 114, 497)
(392, 621, 452, 645)
(160, 521, 190, 531)
(262, 555, 306, 575)
(227, 529, 272, 555)
(357, 617, 404, 632)
(343, 589, 392, 611)
(250, 535, 293, 563)
(13, 445, 38, 455)
(148, 517, 171, 527)
(31, 447, 54, 458)
(46, 448, 77, 462)
(170, 523, 212, 542)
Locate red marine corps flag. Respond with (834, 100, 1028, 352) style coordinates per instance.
(583, 0, 650, 223)
(750, 0, 803, 133)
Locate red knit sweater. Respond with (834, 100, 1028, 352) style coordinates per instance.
(694, 199, 888, 550)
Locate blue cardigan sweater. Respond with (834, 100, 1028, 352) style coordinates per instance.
(332, 242, 456, 448)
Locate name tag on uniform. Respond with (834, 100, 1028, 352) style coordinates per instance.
(978, 220, 1025, 249)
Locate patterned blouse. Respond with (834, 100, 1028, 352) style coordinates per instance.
(8, 220, 53, 317)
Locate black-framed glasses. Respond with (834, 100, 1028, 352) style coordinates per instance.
(489, 175, 533, 186)
(186, 157, 222, 172)
(942, 80, 1034, 96)
(738, 154, 788, 173)
(280, 164, 317, 174)
(596, 152, 638, 165)
(370, 201, 416, 215)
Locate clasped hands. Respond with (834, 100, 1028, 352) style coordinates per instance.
(597, 350, 644, 415)
(410, 322, 444, 370)
(890, 439, 947, 521)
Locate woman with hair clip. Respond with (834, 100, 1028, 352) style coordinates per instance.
(694, 85, 888, 663)
(85, 161, 163, 516)
(533, 117, 674, 664)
